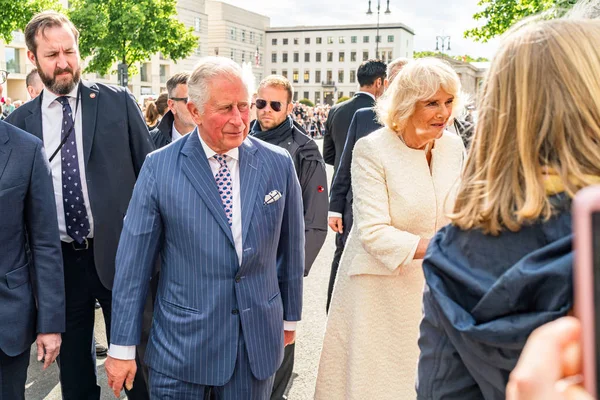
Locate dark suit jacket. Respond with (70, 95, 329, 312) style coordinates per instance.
(323, 93, 375, 176)
(5, 81, 154, 289)
(329, 107, 382, 217)
(0, 121, 65, 356)
(150, 110, 174, 149)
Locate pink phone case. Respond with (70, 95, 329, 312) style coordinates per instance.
(573, 185, 600, 397)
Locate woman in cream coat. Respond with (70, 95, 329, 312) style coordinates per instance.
(315, 58, 466, 399)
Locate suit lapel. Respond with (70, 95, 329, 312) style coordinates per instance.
(80, 81, 99, 166)
(24, 95, 44, 142)
(0, 125, 10, 181)
(239, 139, 262, 246)
(180, 132, 235, 246)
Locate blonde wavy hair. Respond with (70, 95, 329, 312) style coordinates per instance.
(451, 19, 600, 235)
(375, 57, 463, 132)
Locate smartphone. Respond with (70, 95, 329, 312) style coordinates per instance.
(574, 184, 600, 397)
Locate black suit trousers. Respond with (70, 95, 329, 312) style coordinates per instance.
(326, 206, 353, 312)
(0, 348, 29, 400)
(57, 241, 148, 400)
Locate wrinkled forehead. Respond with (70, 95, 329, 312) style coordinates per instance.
(36, 24, 78, 51)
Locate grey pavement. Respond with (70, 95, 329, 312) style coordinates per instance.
(27, 139, 334, 400)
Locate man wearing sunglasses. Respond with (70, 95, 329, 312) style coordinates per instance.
(250, 75, 328, 400)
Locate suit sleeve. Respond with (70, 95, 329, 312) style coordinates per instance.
(124, 88, 155, 176)
(277, 154, 305, 322)
(329, 112, 358, 214)
(298, 143, 328, 276)
(351, 138, 420, 271)
(25, 142, 65, 333)
(323, 110, 335, 166)
(417, 285, 479, 399)
(110, 156, 163, 345)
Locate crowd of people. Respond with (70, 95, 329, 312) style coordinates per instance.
(1, 6, 600, 400)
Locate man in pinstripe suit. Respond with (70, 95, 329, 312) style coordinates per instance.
(105, 56, 305, 399)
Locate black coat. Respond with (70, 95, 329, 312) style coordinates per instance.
(323, 92, 375, 176)
(150, 110, 175, 149)
(5, 81, 154, 289)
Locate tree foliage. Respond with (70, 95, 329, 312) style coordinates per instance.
(465, 0, 578, 42)
(413, 51, 489, 62)
(0, 0, 62, 44)
(68, 0, 197, 76)
(299, 98, 315, 107)
(336, 96, 350, 104)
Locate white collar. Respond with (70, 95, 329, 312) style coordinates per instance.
(355, 91, 375, 101)
(41, 83, 80, 109)
(196, 129, 240, 161)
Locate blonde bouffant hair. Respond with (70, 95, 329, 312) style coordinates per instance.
(450, 19, 600, 234)
(375, 57, 463, 133)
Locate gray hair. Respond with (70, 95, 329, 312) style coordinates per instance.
(188, 57, 247, 113)
(386, 57, 411, 83)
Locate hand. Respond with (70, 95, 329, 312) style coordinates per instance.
(284, 330, 296, 347)
(105, 356, 136, 398)
(414, 238, 430, 259)
(36, 333, 61, 370)
(506, 317, 592, 400)
(328, 216, 343, 234)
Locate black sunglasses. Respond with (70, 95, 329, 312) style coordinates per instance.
(169, 97, 188, 102)
(255, 99, 285, 112)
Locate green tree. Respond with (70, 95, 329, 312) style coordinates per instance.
(299, 98, 315, 107)
(68, 0, 197, 76)
(413, 51, 489, 62)
(0, 0, 62, 43)
(336, 96, 350, 104)
(465, 0, 577, 42)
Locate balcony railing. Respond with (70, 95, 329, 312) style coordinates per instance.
(321, 81, 336, 87)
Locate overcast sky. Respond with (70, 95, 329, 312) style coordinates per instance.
(221, 0, 500, 59)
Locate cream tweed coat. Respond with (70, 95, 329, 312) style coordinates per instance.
(315, 128, 465, 400)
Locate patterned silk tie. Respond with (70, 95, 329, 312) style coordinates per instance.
(57, 96, 90, 244)
(213, 154, 233, 226)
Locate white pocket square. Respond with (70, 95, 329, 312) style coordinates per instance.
(264, 190, 282, 205)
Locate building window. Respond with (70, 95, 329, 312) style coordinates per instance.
(271, 69, 277, 75)
(282, 52, 288, 63)
(304, 52, 310, 62)
(293, 70, 299, 83)
(327, 52, 333, 62)
(241, 30, 246, 42)
(351, 36, 357, 43)
(283, 38, 289, 45)
(304, 70, 310, 83)
(338, 92, 344, 99)
(339, 36, 345, 44)
(305, 37, 311, 45)
(363, 51, 369, 61)
(303, 91, 309, 100)
(351, 51, 357, 62)
(388, 51, 393, 62)
(350, 91, 355, 97)
(316, 52, 322, 62)
(338, 69, 344, 84)
(387, 35, 394, 43)
(241, 51, 245, 62)
(315, 91, 321, 104)
(294, 38, 299, 45)
(282, 70, 288, 78)
(315, 70, 321, 83)
(327, 36, 333, 44)
(250, 32, 254, 44)
(272, 38, 277, 45)
(376, 35, 381, 43)
(140, 63, 150, 82)
(363, 36, 369, 43)
(159, 64, 169, 84)
(326, 70, 333, 82)
(272, 52, 277, 63)
(293, 52, 299, 63)
(259, 34, 264, 45)
(231, 49, 235, 60)
(194, 17, 201, 32)
(230, 27, 236, 41)
(316, 37, 322, 44)
(339, 52, 345, 62)
(196, 42, 202, 56)
(293, 91, 298, 101)
(350, 70, 356, 83)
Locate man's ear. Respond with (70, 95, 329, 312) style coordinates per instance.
(27, 50, 36, 65)
(286, 101, 294, 115)
(187, 102, 203, 126)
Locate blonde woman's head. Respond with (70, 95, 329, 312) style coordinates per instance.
(376, 57, 463, 135)
(452, 19, 600, 234)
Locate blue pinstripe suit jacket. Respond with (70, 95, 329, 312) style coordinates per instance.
(111, 131, 305, 385)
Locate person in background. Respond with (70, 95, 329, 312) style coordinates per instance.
(416, 19, 600, 400)
(154, 92, 169, 119)
(144, 101, 160, 131)
(316, 57, 465, 399)
(26, 68, 44, 100)
(250, 75, 328, 400)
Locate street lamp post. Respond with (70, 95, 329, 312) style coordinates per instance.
(435, 35, 451, 53)
(367, 0, 391, 59)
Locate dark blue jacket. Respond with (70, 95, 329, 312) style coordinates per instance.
(417, 195, 573, 400)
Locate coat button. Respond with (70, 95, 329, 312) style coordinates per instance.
(232, 309, 239, 315)
(235, 276, 242, 283)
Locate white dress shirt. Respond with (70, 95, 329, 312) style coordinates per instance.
(109, 131, 295, 360)
(171, 122, 190, 142)
(41, 85, 94, 242)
